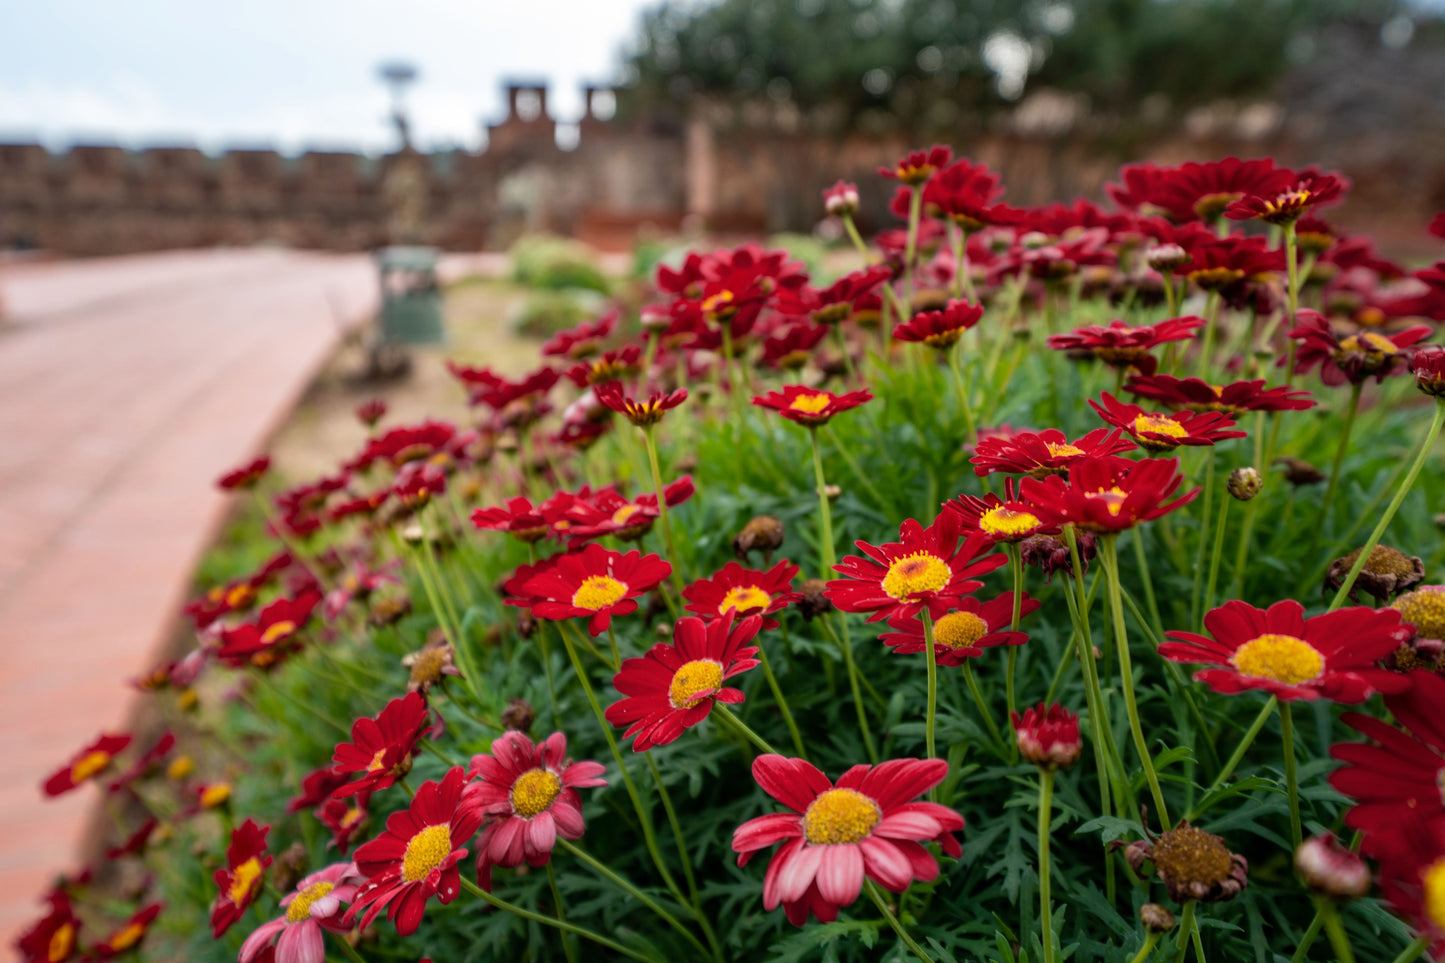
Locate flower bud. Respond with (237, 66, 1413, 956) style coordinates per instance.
(639, 303, 672, 333)
(1145, 244, 1188, 273)
(1140, 903, 1175, 933)
(1295, 833, 1371, 900)
(1274, 456, 1324, 486)
(1411, 345, 1445, 397)
(1227, 467, 1263, 501)
(501, 698, 536, 733)
(822, 180, 860, 218)
(733, 515, 785, 560)
(1011, 703, 1081, 770)
(795, 579, 834, 621)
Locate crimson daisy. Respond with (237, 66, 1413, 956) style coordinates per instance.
(218, 455, 271, 491)
(1330, 671, 1445, 845)
(594, 381, 688, 427)
(879, 145, 952, 185)
(1020, 455, 1199, 533)
(880, 593, 1037, 666)
(791, 265, 894, 325)
(216, 589, 323, 669)
(17, 891, 80, 963)
(469, 730, 607, 889)
(332, 691, 431, 797)
(752, 385, 874, 428)
(1413, 345, 1445, 397)
(1159, 599, 1412, 702)
(1372, 816, 1445, 959)
(1288, 310, 1432, 387)
(239, 862, 362, 963)
(923, 158, 1022, 232)
(542, 310, 617, 360)
(1124, 374, 1315, 414)
(561, 476, 695, 545)
(605, 613, 762, 751)
(826, 512, 1006, 623)
(1046, 317, 1205, 376)
(892, 300, 984, 349)
(1108, 157, 1293, 223)
(288, 764, 349, 813)
(1225, 170, 1348, 225)
(43, 732, 132, 797)
(682, 559, 801, 629)
(731, 755, 964, 926)
(970, 427, 1135, 478)
(566, 345, 642, 387)
(318, 796, 369, 854)
(345, 766, 483, 937)
(945, 480, 1056, 544)
(506, 543, 672, 636)
(762, 320, 830, 369)
(1089, 392, 1246, 452)
(211, 819, 272, 937)
(92, 902, 162, 958)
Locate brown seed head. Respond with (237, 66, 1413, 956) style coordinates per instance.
(1227, 467, 1263, 502)
(1140, 903, 1175, 933)
(733, 515, 785, 560)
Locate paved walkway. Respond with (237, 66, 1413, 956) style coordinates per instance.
(0, 249, 379, 943)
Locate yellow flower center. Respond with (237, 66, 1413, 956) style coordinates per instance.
(407, 648, 449, 687)
(1264, 188, 1311, 216)
(109, 921, 147, 952)
(803, 788, 882, 845)
(70, 750, 112, 784)
(611, 504, 643, 525)
(1133, 413, 1188, 440)
(1230, 633, 1324, 684)
(572, 575, 629, 611)
(260, 620, 297, 645)
(933, 611, 989, 649)
(718, 585, 772, 615)
(167, 755, 194, 781)
(979, 506, 1042, 540)
(668, 659, 724, 709)
(47, 923, 74, 962)
(285, 881, 335, 923)
(341, 807, 364, 828)
(702, 290, 736, 321)
(225, 584, 256, 608)
(1089, 486, 1129, 516)
(1395, 587, 1445, 639)
(1339, 333, 1398, 356)
(366, 747, 389, 772)
(1150, 825, 1235, 887)
(1045, 442, 1084, 458)
(510, 768, 563, 818)
(787, 392, 833, 415)
(200, 783, 232, 808)
(228, 856, 263, 905)
(401, 824, 453, 882)
(1424, 858, 1445, 932)
(881, 552, 951, 601)
(1195, 191, 1244, 220)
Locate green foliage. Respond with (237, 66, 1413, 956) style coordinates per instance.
(510, 235, 612, 294)
(509, 288, 610, 339)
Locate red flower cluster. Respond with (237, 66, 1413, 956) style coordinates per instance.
(1047, 317, 1204, 375)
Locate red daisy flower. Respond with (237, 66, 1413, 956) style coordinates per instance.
(892, 300, 984, 349)
(1370, 816, 1445, 958)
(879, 145, 953, 186)
(216, 589, 323, 669)
(683, 560, 801, 629)
(605, 613, 762, 751)
(822, 180, 859, 217)
(561, 476, 695, 546)
(1225, 170, 1348, 225)
(542, 310, 617, 360)
(922, 158, 1022, 232)
(1124, 374, 1315, 414)
(218, 455, 271, 491)
(1288, 309, 1433, 387)
(1020, 455, 1199, 533)
(1089, 392, 1246, 452)
(92, 902, 162, 958)
(731, 755, 964, 926)
(1012, 703, 1082, 770)
(761, 320, 830, 369)
(42, 732, 132, 797)
(1108, 157, 1294, 223)
(239, 862, 362, 963)
(332, 691, 431, 797)
(566, 345, 643, 387)
(17, 891, 80, 963)
(1159, 599, 1412, 702)
(945, 479, 1057, 544)
(879, 593, 1037, 666)
(1331, 671, 1445, 848)
(506, 544, 672, 636)
(594, 381, 688, 428)
(319, 796, 369, 854)
(345, 767, 483, 937)
(211, 819, 272, 937)
(826, 513, 1006, 623)
(1046, 317, 1205, 376)
(752, 385, 874, 428)
(471, 492, 578, 544)
(469, 730, 607, 888)
(288, 764, 349, 813)
(970, 427, 1135, 478)
(1178, 232, 1286, 292)
(105, 730, 176, 793)
(1413, 345, 1445, 397)
(106, 819, 159, 859)
(777, 265, 894, 326)
(355, 397, 387, 428)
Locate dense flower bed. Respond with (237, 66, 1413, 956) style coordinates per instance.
(20, 151, 1445, 963)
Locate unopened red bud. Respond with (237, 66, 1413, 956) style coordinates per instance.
(1145, 244, 1189, 273)
(1295, 833, 1371, 900)
(1011, 703, 1082, 770)
(1140, 903, 1175, 933)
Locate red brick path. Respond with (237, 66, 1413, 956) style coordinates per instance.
(0, 250, 378, 945)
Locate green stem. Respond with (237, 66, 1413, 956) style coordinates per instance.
(756, 642, 807, 758)
(1185, 696, 1276, 822)
(1188, 453, 1216, 632)
(1202, 492, 1230, 627)
(1281, 700, 1302, 850)
(714, 703, 781, 756)
(1063, 527, 1117, 824)
(547, 863, 580, 963)
(330, 933, 369, 963)
(1102, 536, 1171, 828)
(458, 877, 663, 963)
(1328, 401, 1445, 611)
(642, 426, 687, 597)
(1319, 899, 1357, 963)
(1315, 381, 1364, 540)
(903, 184, 924, 318)
(1131, 528, 1165, 639)
(865, 880, 934, 963)
(1289, 909, 1325, 963)
(962, 660, 1007, 757)
(921, 609, 940, 761)
(1386, 936, 1431, 963)
(1173, 901, 1197, 963)
(640, 752, 704, 919)
(1194, 292, 1220, 379)
(946, 345, 979, 446)
(1129, 933, 1162, 963)
(1038, 769, 1057, 963)
(557, 839, 715, 962)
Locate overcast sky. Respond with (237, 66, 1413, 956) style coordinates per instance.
(0, 0, 657, 154)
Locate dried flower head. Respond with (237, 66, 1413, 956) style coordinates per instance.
(1122, 821, 1248, 904)
(1275, 456, 1325, 486)
(500, 698, 536, 733)
(795, 579, 834, 621)
(1227, 467, 1263, 501)
(1140, 903, 1176, 933)
(401, 638, 461, 694)
(733, 515, 785, 561)
(1325, 545, 1426, 603)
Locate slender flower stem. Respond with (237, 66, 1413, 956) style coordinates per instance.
(1194, 292, 1221, 379)
(1062, 527, 1117, 823)
(865, 880, 933, 963)
(1188, 453, 1216, 632)
(962, 660, 1007, 757)
(642, 426, 687, 597)
(946, 345, 980, 446)
(1131, 528, 1166, 638)
(903, 185, 924, 318)
(1280, 700, 1302, 850)
(1185, 696, 1277, 822)
(1328, 401, 1445, 611)
(1386, 936, 1431, 963)
(331, 933, 370, 963)
(1282, 221, 1302, 388)
(1101, 536, 1171, 829)
(1129, 933, 1162, 963)
(921, 610, 940, 761)
(1315, 381, 1364, 539)
(756, 642, 807, 758)
(1288, 910, 1326, 963)
(558, 839, 715, 962)
(714, 703, 781, 756)
(1202, 491, 1230, 626)
(458, 877, 664, 963)
(1037, 769, 1057, 963)
(1005, 544, 1024, 759)
(546, 863, 580, 963)
(554, 623, 689, 909)
(1173, 901, 1197, 963)
(1318, 899, 1357, 963)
